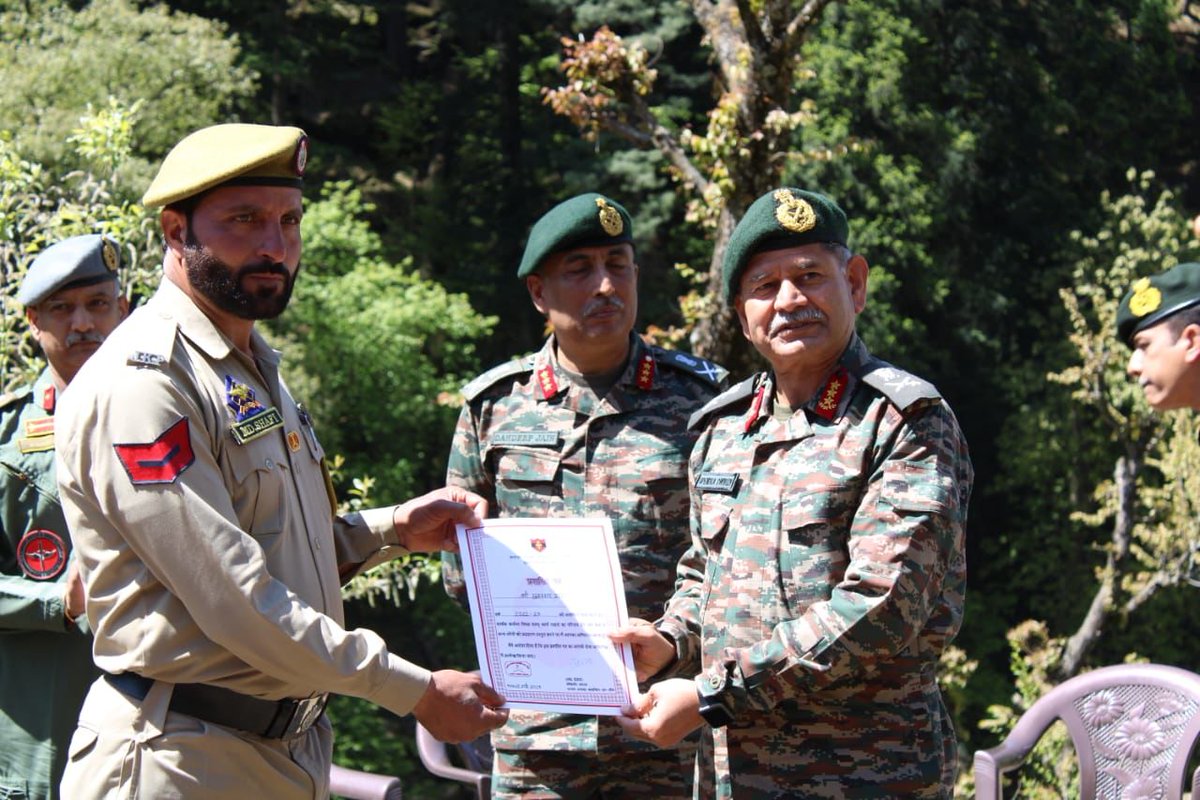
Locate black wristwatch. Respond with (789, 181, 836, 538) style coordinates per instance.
(696, 688, 735, 728)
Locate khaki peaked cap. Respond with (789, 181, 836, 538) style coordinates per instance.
(143, 124, 308, 209)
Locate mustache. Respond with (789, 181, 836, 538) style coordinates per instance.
(769, 308, 825, 336)
(65, 331, 107, 347)
(583, 297, 626, 316)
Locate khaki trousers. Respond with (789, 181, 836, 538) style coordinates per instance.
(60, 677, 332, 800)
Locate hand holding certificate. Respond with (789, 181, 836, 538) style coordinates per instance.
(454, 518, 638, 715)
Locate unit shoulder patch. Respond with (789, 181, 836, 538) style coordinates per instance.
(461, 355, 536, 402)
(688, 374, 759, 430)
(653, 347, 728, 388)
(858, 359, 941, 413)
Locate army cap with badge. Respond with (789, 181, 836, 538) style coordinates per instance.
(18, 234, 122, 308)
(142, 123, 308, 209)
(517, 193, 633, 278)
(721, 188, 850, 304)
(1116, 262, 1200, 346)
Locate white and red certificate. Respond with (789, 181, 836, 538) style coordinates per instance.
(455, 518, 637, 716)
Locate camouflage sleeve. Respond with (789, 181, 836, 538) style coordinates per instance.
(441, 401, 493, 605)
(717, 402, 970, 716)
(654, 427, 711, 678)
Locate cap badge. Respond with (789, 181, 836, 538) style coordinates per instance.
(773, 189, 816, 234)
(596, 198, 624, 236)
(293, 135, 309, 176)
(101, 237, 119, 272)
(1129, 277, 1162, 318)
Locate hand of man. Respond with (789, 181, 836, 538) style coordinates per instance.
(63, 559, 85, 625)
(614, 678, 704, 748)
(412, 669, 509, 743)
(394, 487, 488, 552)
(609, 618, 675, 682)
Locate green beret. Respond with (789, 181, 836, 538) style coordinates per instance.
(722, 188, 849, 303)
(1116, 262, 1200, 345)
(143, 123, 308, 209)
(517, 193, 633, 278)
(18, 234, 121, 306)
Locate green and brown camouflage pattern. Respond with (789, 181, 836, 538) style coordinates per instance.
(444, 333, 725, 788)
(657, 336, 972, 799)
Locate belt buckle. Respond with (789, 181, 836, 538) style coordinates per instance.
(282, 693, 328, 739)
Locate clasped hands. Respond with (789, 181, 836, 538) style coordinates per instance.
(608, 619, 704, 747)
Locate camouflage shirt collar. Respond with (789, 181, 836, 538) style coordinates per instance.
(748, 335, 866, 432)
(533, 332, 642, 402)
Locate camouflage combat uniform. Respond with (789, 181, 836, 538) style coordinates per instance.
(0, 370, 98, 800)
(445, 333, 726, 797)
(658, 336, 972, 799)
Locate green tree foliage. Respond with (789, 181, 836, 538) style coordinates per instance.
(269, 180, 498, 504)
(0, 0, 257, 185)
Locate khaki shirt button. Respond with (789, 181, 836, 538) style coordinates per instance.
(313, 537, 322, 550)
(708, 675, 720, 687)
(265, 458, 274, 470)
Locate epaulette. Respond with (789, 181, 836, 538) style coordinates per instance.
(688, 374, 758, 430)
(859, 359, 941, 413)
(0, 385, 33, 411)
(653, 346, 729, 389)
(461, 355, 536, 402)
(124, 310, 178, 370)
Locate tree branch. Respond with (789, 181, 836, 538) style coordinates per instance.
(786, 0, 839, 51)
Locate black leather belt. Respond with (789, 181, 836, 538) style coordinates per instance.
(105, 672, 328, 740)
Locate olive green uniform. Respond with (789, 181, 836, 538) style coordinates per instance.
(0, 369, 98, 800)
(55, 279, 430, 799)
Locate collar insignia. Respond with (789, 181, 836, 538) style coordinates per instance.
(636, 352, 655, 390)
(41, 386, 55, 414)
(812, 367, 849, 421)
(744, 384, 768, 433)
(774, 189, 816, 234)
(536, 365, 560, 400)
(1129, 277, 1162, 318)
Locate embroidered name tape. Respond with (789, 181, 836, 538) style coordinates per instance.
(696, 472, 739, 494)
(493, 431, 562, 447)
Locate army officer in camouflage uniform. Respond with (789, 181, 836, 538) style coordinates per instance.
(443, 192, 727, 797)
(613, 188, 973, 798)
(1117, 261, 1200, 412)
(56, 123, 507, 800)
(1, 234, 128, 799)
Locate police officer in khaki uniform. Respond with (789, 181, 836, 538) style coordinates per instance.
(55, 123, 508, 799)
(1, 235, 128, 799)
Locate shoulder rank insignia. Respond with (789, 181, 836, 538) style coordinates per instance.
(461, 356, 535, 403)
(812, 367, 848, 421)
(129, 351, 166, 368)
(658, 349, 727, 387)
(17, 529, 67, 580)
(225, 375, 284, 445)
(114, 416, 195, 485)
(688, 374, 758, 431)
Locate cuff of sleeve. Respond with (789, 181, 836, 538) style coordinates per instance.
(366, 654, 433, 717)
(355, 506, 405, 548)
(653, 617, 698, 679)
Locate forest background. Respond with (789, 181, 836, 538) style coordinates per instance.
(3, 0, 1200, 796)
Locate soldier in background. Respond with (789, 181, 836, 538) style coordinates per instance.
(443, 192, 727, 797)
(1117, 261, 1200, 412)
(1, 234, 128, 799)
(613, 188, 973, 798)
(55, 123, 507, 799)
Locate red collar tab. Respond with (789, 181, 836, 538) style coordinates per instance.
(744, 384, 768, 433)
(636, 352, 655, 390)
(812, 367, 849, 420)
(42, 386, 56, 414)
(536, 365, 560, 400)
